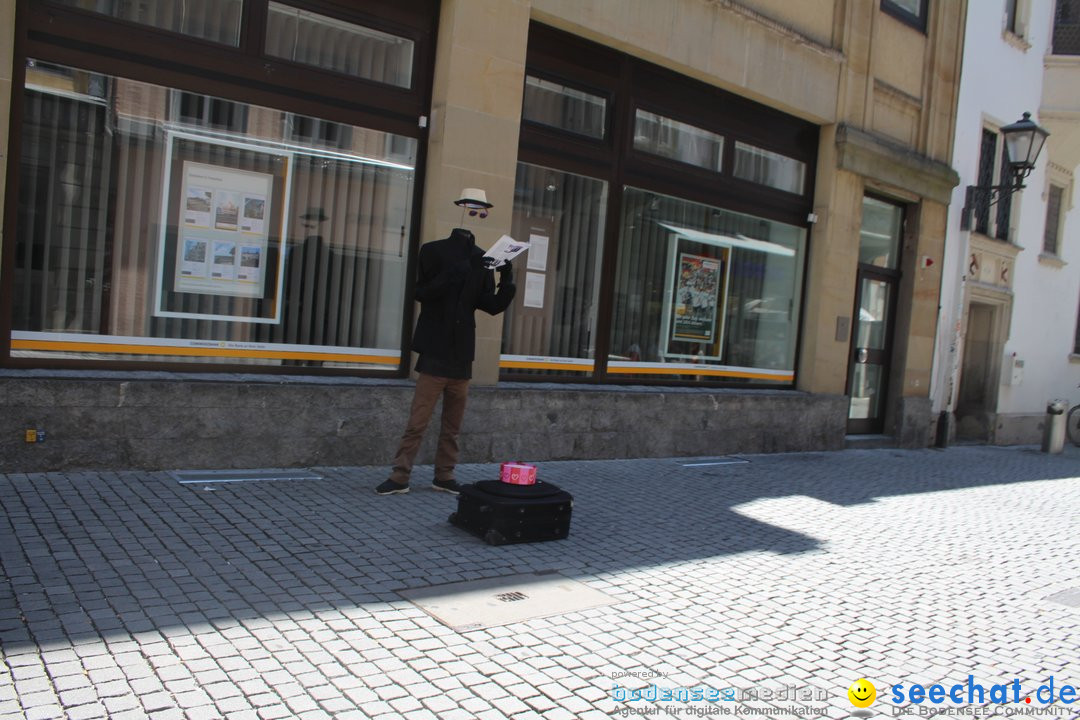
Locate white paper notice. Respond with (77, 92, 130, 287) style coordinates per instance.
(524, 272, 546, 308)
(527, 233, 549, 271)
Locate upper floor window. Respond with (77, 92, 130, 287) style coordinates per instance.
(1055, 0, 1080, 55)
(522, 75, 607, 140)
(1006, 0, 1020, 33)
(1074, 292, 1080, 354)
(633, 110, 723, 172)
(51, 0, 243, 45)
(1044, 184, 1066, 256)
(973, 127, 1012, 241)
(1004, 0, 1032, 41)
(882, 0, 929, 32)
(732, 142, 807, 195)
(265, 2, 415, 88)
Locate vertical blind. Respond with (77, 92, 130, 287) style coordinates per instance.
(611, 188, 804, 377)
(51, 0, 243, 45)
(14, 61, 416, 367)
(501, 163, 607, 372)
(265, 2, 415, 88)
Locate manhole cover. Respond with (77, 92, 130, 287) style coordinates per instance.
(1046, 588, 1080, 608)
(399, 571, 618, 631)
(171, 469, 323, 484)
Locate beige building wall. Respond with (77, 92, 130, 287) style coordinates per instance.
(420, 0, 530, 384)
(420, 0, 964, 440)
(0, 0, 967, 444)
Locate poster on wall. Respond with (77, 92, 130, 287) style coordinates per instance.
(155, 131, 292, 324)
(174, 162, 273, 298)
(671, 252, 722, 342)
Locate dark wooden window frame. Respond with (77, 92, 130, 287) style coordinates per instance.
(506, 22, 818, 389)
(881, 0, 930, 33)
(1, 0, 439, 376)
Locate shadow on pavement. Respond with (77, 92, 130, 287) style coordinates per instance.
(2, 444, 1079, 652)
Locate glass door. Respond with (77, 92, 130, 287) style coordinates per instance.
(847, 271, 896, 434)
(847, 195, 903, 435)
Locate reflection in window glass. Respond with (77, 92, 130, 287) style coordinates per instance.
(12, 59, 417, 369)
(266, 2, 414, 88)
(500, 164, 607, 376)
(522, 76, 606, 139)
(51, 0, 242, 45)
(609, 188, 805, 384)
(733, 141, 806, 195)
(171, 91, 249, 133)
(859, 196, 903, 269)
(633, 110, 723, 172)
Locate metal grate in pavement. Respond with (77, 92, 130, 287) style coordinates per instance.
(1046, 588, 1080, 608)
(170, 468, 324, 484)
(399, 571, 619, 632)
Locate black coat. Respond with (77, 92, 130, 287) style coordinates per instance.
(411, 228, 515, 368)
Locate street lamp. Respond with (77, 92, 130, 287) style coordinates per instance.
(959, 112, 1049, 231)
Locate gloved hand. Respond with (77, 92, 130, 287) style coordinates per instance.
(497, 259, 513, 276)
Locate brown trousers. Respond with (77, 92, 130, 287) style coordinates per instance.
(389, 372, 470, 484)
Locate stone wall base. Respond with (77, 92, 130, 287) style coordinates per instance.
(0, 373, 851, 472)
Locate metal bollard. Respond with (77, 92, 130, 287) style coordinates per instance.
(1042, 400, 1067, 454)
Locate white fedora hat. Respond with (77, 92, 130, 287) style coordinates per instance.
(453, 188, 493, 209)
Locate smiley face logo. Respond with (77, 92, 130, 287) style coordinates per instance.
(848, 679, 876, 708)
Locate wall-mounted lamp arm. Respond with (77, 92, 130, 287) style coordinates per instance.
(959, 180, 1025, 232)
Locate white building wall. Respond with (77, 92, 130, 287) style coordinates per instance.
(932, 0, 1080, 444)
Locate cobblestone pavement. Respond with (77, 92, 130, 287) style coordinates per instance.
(2, 445, 1080, 720)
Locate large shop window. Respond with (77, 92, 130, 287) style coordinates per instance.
(11, 60, 417, 369)
(500, 163, 608, 375)
(609, 189, 805, 382)
(506, 24, 816, 387)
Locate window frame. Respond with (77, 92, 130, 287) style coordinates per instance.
(507, 22, 818, 389)
(973, 124, 1017, 242)
(2, 0, 439, 376)
(21, 0, 435, 129)
(881, 0, 930, 33)
(1043, 183, 1066, 257)
(1074, 290, 1080, 356)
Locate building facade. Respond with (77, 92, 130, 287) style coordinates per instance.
(0, 0, 964, 471)
(931, 0, 1080, 445)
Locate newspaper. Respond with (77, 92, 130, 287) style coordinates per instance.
(482, 235, 530, 268)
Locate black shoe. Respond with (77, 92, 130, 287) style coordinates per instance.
(375, 479, 409, 495)
(431, 479, 461, 495)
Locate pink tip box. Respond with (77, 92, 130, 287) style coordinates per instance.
(499, 461, 538, 485)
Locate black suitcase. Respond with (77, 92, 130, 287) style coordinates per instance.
(449, 480, 573, 546)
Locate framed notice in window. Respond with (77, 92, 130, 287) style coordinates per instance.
(154, 131, 293, 323)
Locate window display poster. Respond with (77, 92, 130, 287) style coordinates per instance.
(175, 161, 272, 298)
(671, 252, 721, 341)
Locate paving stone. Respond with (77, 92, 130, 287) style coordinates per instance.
(3, 448, 1080, 720)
